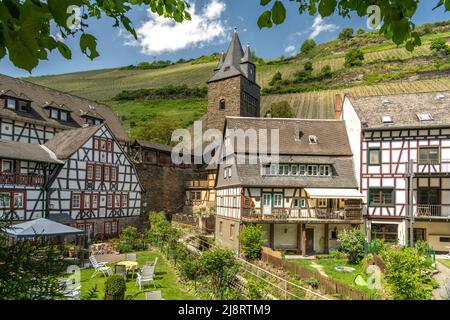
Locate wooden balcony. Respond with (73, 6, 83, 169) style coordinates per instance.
(185, 180, 209, 189)
(242, 207, 363, 224)
(416, 205, 450, 219)
(0, 172, 44, 186)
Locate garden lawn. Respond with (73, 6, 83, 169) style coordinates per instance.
(80, 250, 196, 300)
(438, 259, 450, 269)
(290, 257, 379, 296)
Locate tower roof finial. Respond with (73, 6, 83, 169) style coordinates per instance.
(234, 27, 238, 33)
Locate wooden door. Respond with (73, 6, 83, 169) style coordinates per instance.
(306, 228, 314, 254)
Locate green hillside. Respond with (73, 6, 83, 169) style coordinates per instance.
(25, 20, 450, 143)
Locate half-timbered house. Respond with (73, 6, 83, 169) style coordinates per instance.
(215, 117, 364, 254)
(0, 74, 143, 241)
(341, 91, 450, 251)
(43, 124, 143, 241)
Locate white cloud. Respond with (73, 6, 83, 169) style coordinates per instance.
(127, 0, 227, 55)
(308, 16, 338, 39)
(284, 45, 296, 55)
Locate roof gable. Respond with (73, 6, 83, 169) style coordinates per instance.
(0, 73, 129, 142)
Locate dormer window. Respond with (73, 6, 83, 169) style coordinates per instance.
(6, 99, 16, 110)
(85, 117, 103, 126)
(48, 108, 70, 122)
(4, 98, 30, 112)
(309, 135, 318, 144)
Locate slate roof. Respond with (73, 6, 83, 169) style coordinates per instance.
(215, 117, 357, 189)
(0, 140, 62, 164)
(232, 157, 358, 189)
(225, 117, 353, 156)
(44, 124, 101, 159)
(347, 91, 450, 129)
(207, 31, 254, 83)
(132, 139, 173, 153)
(0, 73, 129, 142)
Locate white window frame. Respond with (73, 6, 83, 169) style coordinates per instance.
(0, 192, 11, 209)
(14, 192, 24, 208)
(6, 99, 16, 110)
(72, 194, 81, 209)
(273, 193, 283, 208)
(299, 165, 306, 176)
(307, 165, 318, 176)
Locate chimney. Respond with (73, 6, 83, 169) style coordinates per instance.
(335, 94, 343, 120)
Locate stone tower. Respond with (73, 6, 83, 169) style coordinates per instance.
(206, 30, 260, 132)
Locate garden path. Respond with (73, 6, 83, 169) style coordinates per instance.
(310, 262, 329, 278)
(432, 259, 450, 300)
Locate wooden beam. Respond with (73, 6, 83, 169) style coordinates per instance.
(269, 223, 274, 249)
(324, 223, 329, 254)
(297, 223, 301, 254)
(301, 223, 306, 256)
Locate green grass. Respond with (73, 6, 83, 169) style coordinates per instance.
(438, 259, 450, 268)
(79, 251, 196, 300)
(290, 257, 379, 296)
(109, 98, 207, 139)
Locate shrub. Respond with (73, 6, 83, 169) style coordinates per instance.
(383, 247, 433, 300)
(415, 240, 432, 257)
(356, 28, 365, 35)
(246, 278, 265, 299)
(430, 37, 450, 56)
(320, 65, 332, 78)
(339, 27, 354, 40)
(266, 101, 294, 118)
(344, 48, 364, 68)
(239, 224, 265, 260)
(301, 39, 316, 55)
(370, 238, 388, 255)
(306, 277, 320, 289)
(104, 275, 126, 300)
(198, 248, 239, 297)
(329, 249, 347, 260)
(178, 253, 200, 281)
(304, 61, 313, 71)
(118, 226, 147, 252)
(269, 71, 282, 86)
(337, 228, 365, 264)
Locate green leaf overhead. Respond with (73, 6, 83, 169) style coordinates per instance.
(0, 0, 191, 71)
(80, 33, 99, 60)
(271, 1, 286, 25)
(257, 0, 447, 50)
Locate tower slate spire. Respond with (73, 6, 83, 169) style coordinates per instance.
(206, 30, 260, 131)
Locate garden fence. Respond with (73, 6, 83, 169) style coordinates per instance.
(261, 251, 374, 300)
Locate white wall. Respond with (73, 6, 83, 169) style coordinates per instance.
(342, 97, 362, 189)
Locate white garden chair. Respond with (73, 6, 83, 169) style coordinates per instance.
(126, 253, 137, 262)
(136, 265, 156, 290)
(145, 291, 164, 300)
(89, 255, 113, 278)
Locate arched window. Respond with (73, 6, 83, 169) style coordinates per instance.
(219, 99, 226, 110)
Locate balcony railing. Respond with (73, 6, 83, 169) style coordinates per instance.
(242, 207, 363, 221)
(416, 205, 450, 218)
(0, 172, 44, 186)
(185, 180, 209, 188)
(414, 160, 450, 174)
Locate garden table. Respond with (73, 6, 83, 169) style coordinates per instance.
(116, 260, 139, 278)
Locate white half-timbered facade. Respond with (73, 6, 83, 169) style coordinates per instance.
(0, 140, 62, 221)
(0, 74, 143, 241)
(44, 124, 143, 241)
(215, 117, 364, 255)
(341, 91, 450, 251)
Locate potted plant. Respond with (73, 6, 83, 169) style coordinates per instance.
(104, 275, 126, 300)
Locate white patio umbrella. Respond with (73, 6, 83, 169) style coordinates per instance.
(2, 218, 84, 239)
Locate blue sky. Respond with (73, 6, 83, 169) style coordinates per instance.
(1, 0, 449, 77)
